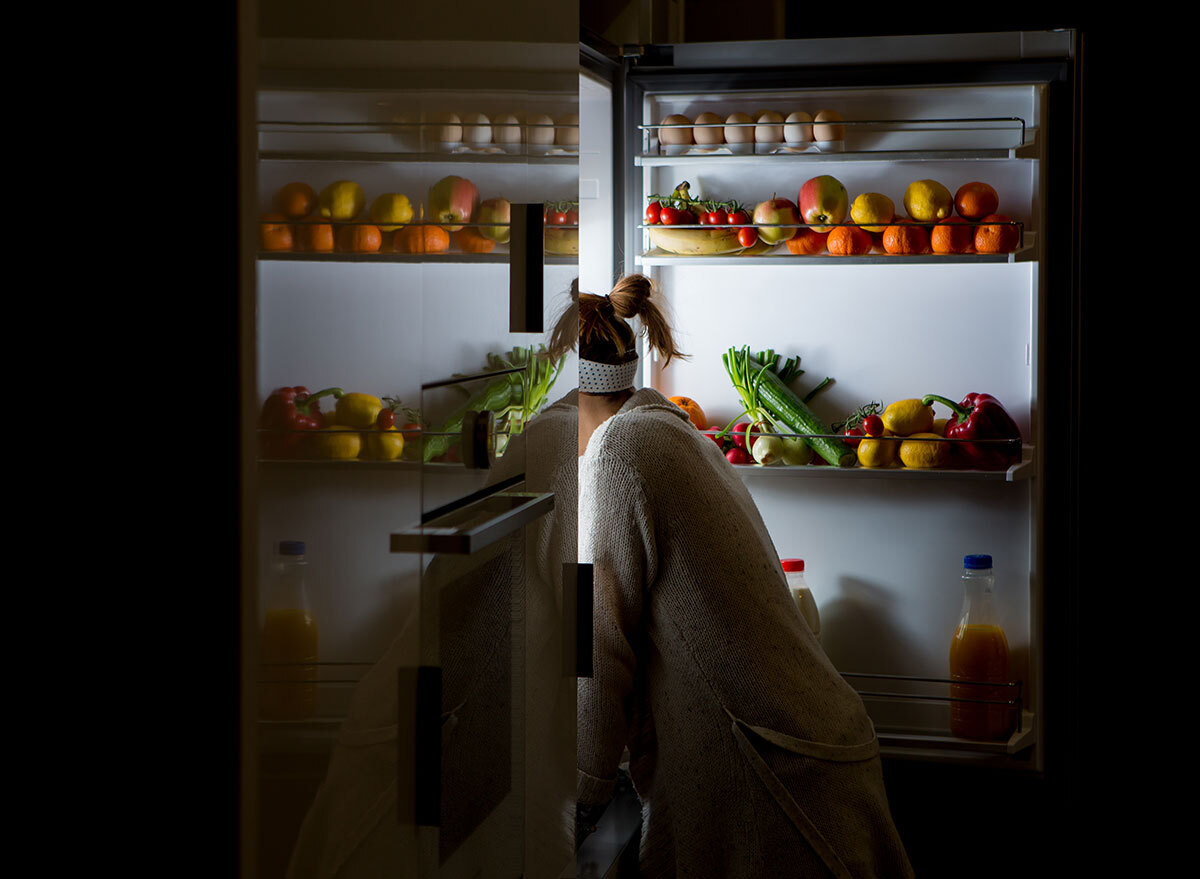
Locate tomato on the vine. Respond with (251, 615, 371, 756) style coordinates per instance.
(862, 414, 884, 437)
(376, 408, 396, 430)
(659, 205, 682, 225)
(564, 209, 578, 226)
(707, 208, 728, 225)
(738, 226, 758, 247)
(547, 209, 568, 225)
(679, 210, 698, 225)
(645, 202, 662, 225)
(843, 426, 865, 448)
(697, 212, 709, 225)
(727, 209, 749, 226)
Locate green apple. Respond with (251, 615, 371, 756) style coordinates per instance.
(752, 197, 800, 245)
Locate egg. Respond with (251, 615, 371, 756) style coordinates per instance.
(754, 110, 784, 143)
(492, 113, 522, 144)
(724, 112, 754, 143)
(813, 109, 845, 142)
(692, 111, 724, 144)
(658, 114, 693, 145)
(555, 113, 580, 146)
(432, 111, 462, 143)
(461, 112, 492, 144)
(526, 113, 555, 145)
(784, 111, 813, 144)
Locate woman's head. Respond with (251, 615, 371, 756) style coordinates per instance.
(550, 275, 685, 395)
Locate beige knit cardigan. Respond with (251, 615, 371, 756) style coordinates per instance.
(578, 388, 913, 878)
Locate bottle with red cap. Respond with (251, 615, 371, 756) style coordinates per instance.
(781, 558, 820, 641)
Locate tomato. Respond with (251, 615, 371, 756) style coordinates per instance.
(678, 209, 698, 225)
(564, 209, 579, 226)
(659, 205, 682, 225)
(843, 426, 864, 448)
(548, 210, 568, 225)
(738, 226, 758, 247)
(376, 408, 396, 429)
(727, 209, 749, 226)
(645, 202, 661, 224)
(706, 209, 728, 225)
(862, 414, 884, 437)
(697, 212, 709, 225)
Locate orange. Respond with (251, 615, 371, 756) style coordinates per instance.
(785, 228, 830, 255)
(396, 225, 450, 254)
(275, 182, 317, 219)
(882, 220, 929, 254)
(826, 225, 872, 255)
(259, 213, 293, 251)
(451, 227, 496, 253)
(667, 396, 706, 429)
(297, 218, 334, 253)
(974, 214, 1020, 253)
(336, 224, 382, 253)
(955, 182, 999, 220)
(930, 217, 973, 254)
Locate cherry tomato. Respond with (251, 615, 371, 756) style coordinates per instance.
(707, 209, 728, 225)
(727, 209, 749, 226)
(843, 426, 864, 448)
(862, 414, 884, 437)
(738, 226, 758, 248)
(645, 202, 661, 225)
(548, 210, 568, 225)
(697, 212, 709, 225)
(376, 408, 396, 429)
(678, 209, 697, 225)
(564, 208, 579, 226)
(659, 205, 682, 225)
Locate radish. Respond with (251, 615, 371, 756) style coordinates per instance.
(726, 447, 752, 465)
(732, 421, 754, 451)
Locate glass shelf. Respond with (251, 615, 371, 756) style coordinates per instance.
(637, 243, 1034, 267)
(258, 250, 579, 265)
(638, 116, 1034, 159)
(730, 445, 1035, 483)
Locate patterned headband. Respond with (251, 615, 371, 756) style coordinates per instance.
(579, 357, 638, 394)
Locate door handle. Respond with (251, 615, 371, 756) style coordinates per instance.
(509, 202, 544, 333)
(563, 563, 593, 678)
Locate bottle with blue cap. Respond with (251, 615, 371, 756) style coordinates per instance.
(261, 540, 319, 720)
(948, 554, 1015, 741)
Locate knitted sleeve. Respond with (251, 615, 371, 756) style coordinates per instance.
(576, 449, 656, 805)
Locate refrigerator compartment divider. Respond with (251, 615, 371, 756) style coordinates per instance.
(636, 146, 1038, 165)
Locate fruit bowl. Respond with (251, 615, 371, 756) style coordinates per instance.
(646, 226, 743, 255)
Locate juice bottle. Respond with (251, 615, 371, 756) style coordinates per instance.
(948, 554, 1015, 741)
(260, 540, 318, 720)
(781, 558, 820, 640)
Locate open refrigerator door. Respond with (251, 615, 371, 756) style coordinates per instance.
(242, 5, 582, 877)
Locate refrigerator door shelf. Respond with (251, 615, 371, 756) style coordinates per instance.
(390, 490, 555, 555)
(876, 710, 1037, 758)
(732, 445, 1035, 483)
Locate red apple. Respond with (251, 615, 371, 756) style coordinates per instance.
(477, 197, 511, 243)
(752, 197, 799, 245)
(428, 175, 479, 232)
(799, 175, 849, 233)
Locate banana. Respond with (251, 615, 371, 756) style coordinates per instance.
(647, 225, 743, 255)
(544, 228, 578, 255)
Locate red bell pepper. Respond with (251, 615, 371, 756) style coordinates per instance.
(258, 386, 340, 458)
(921, 392, 1021, 470)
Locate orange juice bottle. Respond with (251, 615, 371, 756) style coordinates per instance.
(260, 540, 318, 720)
(948, 554, 1015, 741)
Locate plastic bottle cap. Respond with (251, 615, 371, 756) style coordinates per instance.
(963, 554, 992, 570)
(781, 558, 805, 572)
(279, 540, 306, 556)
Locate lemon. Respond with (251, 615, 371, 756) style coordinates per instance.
(369, 193, 414, 232)
(334, 393, 384, 429)
(903, 180, 953, 222)
(365, 427, 405, 460)
(899, 433, 949, 469)
(856, 435, 896, 468)
(881, 399, 935, 436)
(311, 426, 362, 460)
(318, 181, 366, 221)
(849, 192, 895, 233)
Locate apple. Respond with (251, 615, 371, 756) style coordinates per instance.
(428, 175, 479, 232)
(477, 197, 511, 243)
(752, 197, 800, 245)
(798, 175, 849, 233)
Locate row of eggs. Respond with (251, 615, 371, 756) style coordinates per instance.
(658, 109, 845, 145)
(414, 111, 580, 146)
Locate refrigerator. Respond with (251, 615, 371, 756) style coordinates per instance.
(240, 14, 1083, 877)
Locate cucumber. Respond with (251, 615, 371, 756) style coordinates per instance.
(744, 354, 856, 467)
